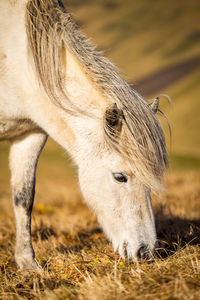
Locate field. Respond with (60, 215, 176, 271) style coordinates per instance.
(0, 0, 200, 299)
(0, 142, 200, 300)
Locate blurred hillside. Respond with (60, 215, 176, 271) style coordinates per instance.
(64, 0, 200, 168)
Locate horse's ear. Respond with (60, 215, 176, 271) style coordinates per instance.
(105, 103, 123, 135)
(149, 97, 159, 114)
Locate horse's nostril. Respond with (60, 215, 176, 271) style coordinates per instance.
(137, 244, 149, 259)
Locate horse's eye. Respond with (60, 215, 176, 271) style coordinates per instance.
(113, 173, 128, 183)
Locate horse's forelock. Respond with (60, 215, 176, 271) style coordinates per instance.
(104, 96, 168, 192)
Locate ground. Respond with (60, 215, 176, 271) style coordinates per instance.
(0, 142, 200, 300)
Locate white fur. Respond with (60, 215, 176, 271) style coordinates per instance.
(0, 0, 157, 269)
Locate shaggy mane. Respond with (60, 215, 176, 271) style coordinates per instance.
(26, 0, 168, 191)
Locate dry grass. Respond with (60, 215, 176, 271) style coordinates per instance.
(0, 141, 200, 300)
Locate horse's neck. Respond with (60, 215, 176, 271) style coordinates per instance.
(26, 50, 108, 161)
(63, 49, 108, 160)
(65, 50, 108, 113)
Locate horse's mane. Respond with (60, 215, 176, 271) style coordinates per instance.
(26, 0, 168, 191)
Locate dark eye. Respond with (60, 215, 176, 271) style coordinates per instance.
(113, 173, 128, 183)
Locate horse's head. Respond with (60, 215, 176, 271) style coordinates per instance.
(78, 97, 168, 260)
(79, 149, 158, 260)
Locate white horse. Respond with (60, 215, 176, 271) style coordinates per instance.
(0, 0, 168, 270)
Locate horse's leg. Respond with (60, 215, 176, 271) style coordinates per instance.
(9, 132, 47, 270)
